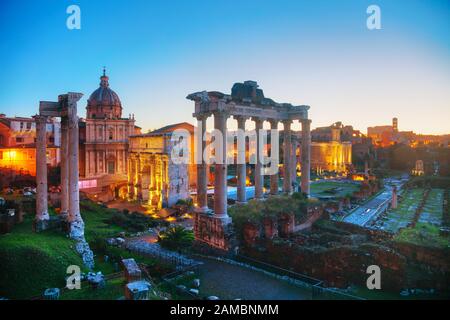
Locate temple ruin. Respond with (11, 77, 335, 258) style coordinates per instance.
(187, 81, 312, 250)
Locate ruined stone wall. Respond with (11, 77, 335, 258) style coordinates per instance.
(391, 242, 450, 272)
(241, 239, 407, 291)
(315, 220, 394, 242)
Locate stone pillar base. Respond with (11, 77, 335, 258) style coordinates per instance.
(33, 218, 49, 232)
(193, 212, 233, 251)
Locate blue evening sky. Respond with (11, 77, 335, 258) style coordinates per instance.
(0, 0, 449, 134)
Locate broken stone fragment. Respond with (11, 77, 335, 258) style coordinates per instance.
(192, 279, 200, 288)
(125, 281, 152, 300)
(176, 285, 187, 292)
(189, 288, 199, 295)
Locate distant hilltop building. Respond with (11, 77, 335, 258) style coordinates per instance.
(0, 114, 60, 176)
(367, 117, 415, 147)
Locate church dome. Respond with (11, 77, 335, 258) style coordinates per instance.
(86, 68, 122, 119)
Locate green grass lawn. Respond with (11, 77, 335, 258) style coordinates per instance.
(310, 181, 360, 198)
(418, 189, 444, 225)
(386, 188, 449, 248)
(382, 188, 424, 233)
(395, 223, 449, 248)
(0, 196, 176, 299)
(0, 215, 85, 299)
(79, 200, 125, 242)
(60, 276, 126, 300)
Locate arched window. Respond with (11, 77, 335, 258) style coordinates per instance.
(109, 128, 114, 141)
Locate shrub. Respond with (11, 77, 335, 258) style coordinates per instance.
(106, 211, 160, 232)
(158, 226, 194, 251)
(176, 198, 193, 207)
(229, 194, 309, 239)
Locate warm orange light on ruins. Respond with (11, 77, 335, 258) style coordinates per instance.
(6, 150, 17, 160)
(165, 216, 176, 222)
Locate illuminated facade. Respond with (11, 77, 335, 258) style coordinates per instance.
(79, 70, 139, 197)
(127, 123, 193, 210)
(0, 114, 60, 176)
(309, 122, 354, 173)
(310, 141, 352, 173)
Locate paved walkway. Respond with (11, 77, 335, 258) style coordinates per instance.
(195, 257, 312, 300)
(125, 238, 200, 270)
(343, 176, 408, 227)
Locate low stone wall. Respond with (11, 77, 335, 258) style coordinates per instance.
(241, 239, 407, 291)
(315, 220, 394, 242)
(241, 207, 325, 246)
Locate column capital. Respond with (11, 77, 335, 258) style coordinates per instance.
(233, 115, 248, 123)
(194, 113, 210, 121)
(282, 119, 293, 126)
(33, 114, 48, 123)
(251, 117, 265, 130)
(268, 119, 279, 127)
(301, 119, 312, 126)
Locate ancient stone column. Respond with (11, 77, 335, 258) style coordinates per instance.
(283, 120, 292, 194)
(136, 154, 143, 201)
(391, 186, 398, 209)
(128, 157, 135, 200)
(60, 117, 69, 220)
(67, 94, 85, 240)
(196, 115, 209, 212)
(235, 116, 247, 203)
(253, 118, 264, 199)
(291, 138, 299, 192)
(34, 115, 50, 231)
(301, 119, 311, 195)
(213, 111, 228, 217)
(269, 119, 279, 195)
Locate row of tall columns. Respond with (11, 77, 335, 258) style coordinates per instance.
(194, 113, 312, 218)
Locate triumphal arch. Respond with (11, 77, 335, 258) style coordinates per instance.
(187, 81, 311, 250)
